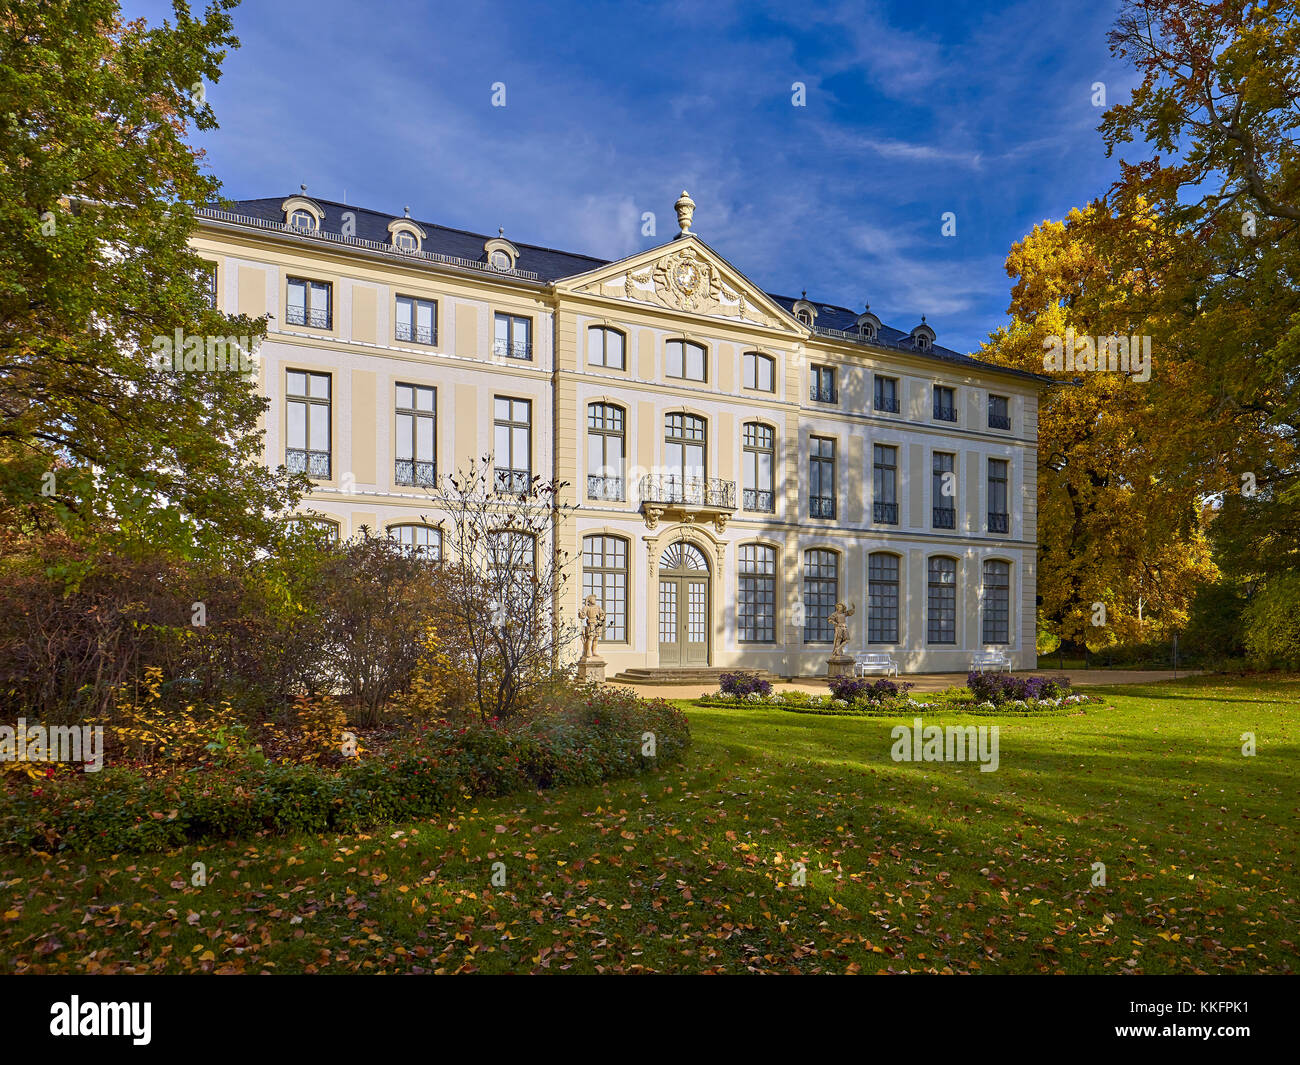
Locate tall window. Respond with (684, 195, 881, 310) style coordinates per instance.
(927, 557, 957, 644)
(286, 516, 339, 542)
(493, 397, 531, 493)
(982, 560, 1011, 644)
(743, 351, 775, 392)
(395, 384, 435, 486)
(932, 452, 956, 529)
(810, 364, 837, 403)
(988, 458, 1009, 532)
(200, 262, 217, 308)
(493, 313, 532, 359)
(286, 277, 331, 328)
(738, 544, 777, 642)
(803, 550, 838, 643)
(873, 375, 899, 413)
(933, 384, 957, 422)
(396, 296, 437, 345)
(588, 326, 625, 369)
(872, 444, 898, 524)
(868, 552, 900, 643)
(664, 413, 707, 498)
(587, 403, 625, 501)
(809, 436, 836, 519)
(666, 340, 707, 381)
(988, 394, 1011, 430)
(742, 422, 775, 512)
(583, 535, 628, 642)
(389, 524, 441, 558)
(286, 371, 331, 478)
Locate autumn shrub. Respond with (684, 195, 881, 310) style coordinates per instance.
(1242, 573, 1300, 670)
(0, 685, 690, 855)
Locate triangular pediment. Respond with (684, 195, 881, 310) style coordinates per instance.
(554, 237, 805, 335)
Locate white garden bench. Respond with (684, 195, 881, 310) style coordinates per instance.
(854, 652, 899, 677)
(970, 650, 1011, 673)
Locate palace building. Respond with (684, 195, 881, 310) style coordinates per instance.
(192, 190, 1047, 678)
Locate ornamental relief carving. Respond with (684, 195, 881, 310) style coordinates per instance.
(582, 248, 777, 328)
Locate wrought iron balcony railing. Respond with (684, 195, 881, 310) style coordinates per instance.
(743, 488, 774, 512)
(587, 474, 625, 502)
(873, 501, 899, 524)
(988, 413, 1012, 430)
(988, 512, 1010, 533)
(933, 404, 957, 422)
(933, 506, 956, 529)
(285, 306, 331, 329)
(396, 322, 436, 345)
(874, 395, 901, 413)
(493, 338, 532, 360)
(286, 448, 331, 478)
(395, 458, 436, 486)
(639, 474, 735, 510)
(495, 468, 532, 495)
(810, 496, 836, 519)
(809, 384, 838, 404)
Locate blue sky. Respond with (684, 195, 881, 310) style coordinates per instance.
(124, 0, 1135, 352)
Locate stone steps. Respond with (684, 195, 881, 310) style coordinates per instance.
(609, 667, 782, 686)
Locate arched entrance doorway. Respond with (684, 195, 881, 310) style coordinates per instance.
(658, 541, 710, 667)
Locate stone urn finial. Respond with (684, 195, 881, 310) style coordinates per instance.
(674, 190, 696, 236)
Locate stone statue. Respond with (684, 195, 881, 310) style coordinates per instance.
(579, 594, 606, 660)
(829, 601, 856, 658)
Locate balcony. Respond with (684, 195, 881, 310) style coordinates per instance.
(933, 506, 956, 529)
(493, 338, 532, 360)
(809, 496, 836, 519)
(809, 384, 838, 404)
(873, 501, 898, 524)
(988, 512, 1010, 533)
(286, 448, 331, 479)
(395, 458, 436, 487)
(495, 468, 532, 495)
(396, 322, 436, 346)
(988, 413, 1011, 430)
(743, 488, 774, 513)
(639, 474, 736, 532)
(285, 306, 331, 329)
(587, 474, 625, 502)
(933, 404, 957, 422)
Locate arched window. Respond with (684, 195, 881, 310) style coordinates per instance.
(289, 209, 317, 230)
(981, 560, 1011, 645)
(743, 351, 775, 392)
(587, 403, 625, 501)
(742, 422, 775, 513)
(666, 339, 707, 381)
(286, 516, 339, 543)
(588, 326, 626, 370)
(583, 535, 628, 642)
(803, 549, 838, 643)
(738, 543, 777, 643)
(389, 523, 441, 559)
(395, 230, 416, 251)
(868, 552, 900, 644)
(927, 556, 958, 644)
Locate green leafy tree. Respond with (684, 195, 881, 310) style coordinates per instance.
(0, 0, 300, 557)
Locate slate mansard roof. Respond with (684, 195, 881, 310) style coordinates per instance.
(209, 195, 1047, 385)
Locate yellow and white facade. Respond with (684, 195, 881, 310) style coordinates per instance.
(194, 191, 1045, 677)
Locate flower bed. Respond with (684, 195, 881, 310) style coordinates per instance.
(0, 685, 689, 856)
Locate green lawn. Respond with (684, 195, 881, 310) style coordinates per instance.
(2, 673, 1296, 974)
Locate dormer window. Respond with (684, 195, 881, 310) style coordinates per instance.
(792, 294, 818, 327)
(911, 317, 937, 352)
(387, 216, 426, 253)
(281, 195, 324, 231)
(856, 305, 881, 341)
(485, 231, 519, 272)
